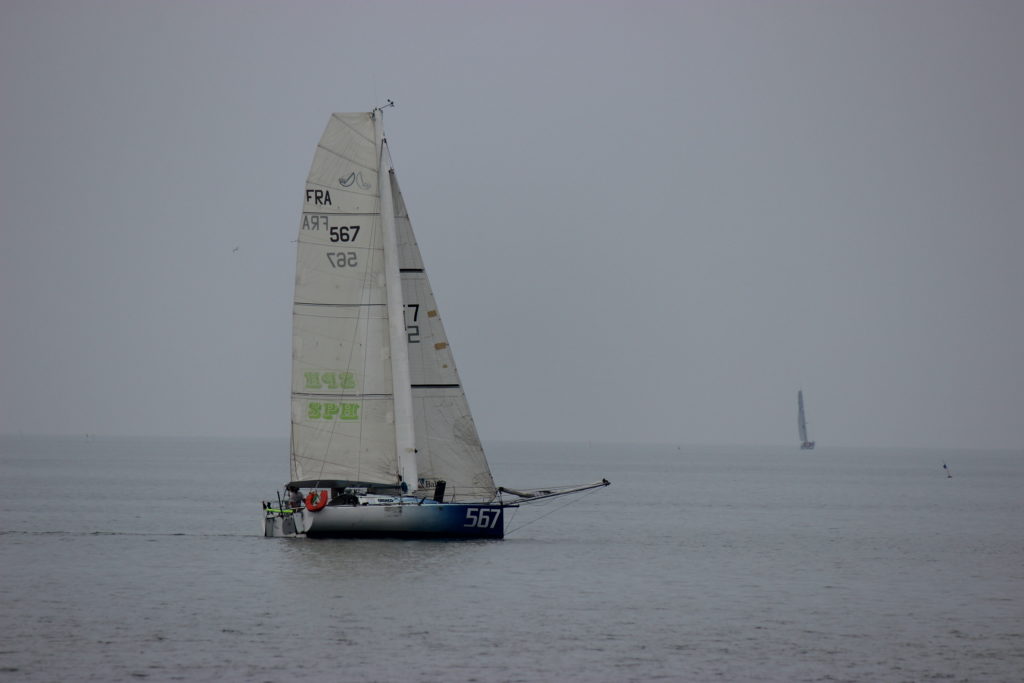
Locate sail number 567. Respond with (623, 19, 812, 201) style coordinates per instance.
(326, 252, 357, 268)
(464, 508, 501, 529)
(329, 225, 360, 242)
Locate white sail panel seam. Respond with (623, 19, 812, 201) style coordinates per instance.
(299, 211, 377, 216)
(329, 113, 375, 144)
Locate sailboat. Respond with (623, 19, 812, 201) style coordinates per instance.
(263, 107, 609, 538)
(798, 390, 815, 450)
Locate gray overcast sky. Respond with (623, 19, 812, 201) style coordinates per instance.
(2, 1, 1022, 449)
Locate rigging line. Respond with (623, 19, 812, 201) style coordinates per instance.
(501, 504, 518, 529)
(382, 138, 396, 173)
(503, 485, 604, 537)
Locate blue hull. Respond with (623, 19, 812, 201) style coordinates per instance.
(301, 503, 506, 539)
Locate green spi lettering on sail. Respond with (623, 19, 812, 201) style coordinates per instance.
(306, 402, 360, 421)
(304, 372, 356, 390)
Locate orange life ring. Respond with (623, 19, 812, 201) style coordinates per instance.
(305, 490, 328, 511)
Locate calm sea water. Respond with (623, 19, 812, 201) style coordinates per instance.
(1, 436, 1022, 682)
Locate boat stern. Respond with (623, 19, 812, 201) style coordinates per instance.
(263, 502, 308, 537)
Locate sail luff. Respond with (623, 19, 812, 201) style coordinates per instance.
(375, 110, 418, 494)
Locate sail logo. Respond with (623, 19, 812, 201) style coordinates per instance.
(304, 372, 356, 390)
(307, 402, 360, 421)
(339, 172, 372, 190)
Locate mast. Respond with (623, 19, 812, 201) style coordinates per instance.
(375, 108, 418, 493)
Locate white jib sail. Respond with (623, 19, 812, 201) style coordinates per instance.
(290, 112, 404, 488)
(391, 173, 497, 501)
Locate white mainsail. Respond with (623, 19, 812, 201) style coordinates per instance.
(291, 112, 400, 487)
(289, 111, 495, 501)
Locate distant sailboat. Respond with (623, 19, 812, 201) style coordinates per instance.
(262, 107, 609, 538)
(798, 390, 815, 450)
